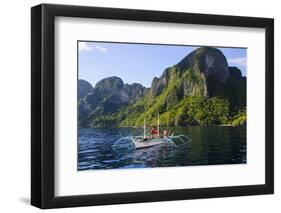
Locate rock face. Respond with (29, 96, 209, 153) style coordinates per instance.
(78, 79, 93, 98)
(151, 47, 230, 99)
(151, 68, 171, 96)
(177, 47, 230, 82)
(124, 83, 148, 103)
(79, 47, 246, 127)
(78, 77, 148, 125)
(229, 66, 242, 78)
(95, 77, 124, 96)
(88, 76, 148, 107)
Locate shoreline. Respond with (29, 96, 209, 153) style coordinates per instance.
(80, 124, 244, 128)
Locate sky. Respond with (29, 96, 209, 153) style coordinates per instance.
(78, 41, 247, 88)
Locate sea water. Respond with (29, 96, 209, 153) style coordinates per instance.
(78, 126, 246, 170)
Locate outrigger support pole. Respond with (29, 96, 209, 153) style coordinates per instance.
(144, 117, 146, 138)
(157, 112, 160, 137)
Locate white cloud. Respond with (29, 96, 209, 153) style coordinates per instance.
(95, 45, 108, 53)
(79, 42, 108, 54)
(79, 42, 92, 52)
(228, 57, 247, 67)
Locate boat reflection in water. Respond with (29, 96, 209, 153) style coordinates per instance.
(78, 125, 246, 170)
(112, 114, 192, 150)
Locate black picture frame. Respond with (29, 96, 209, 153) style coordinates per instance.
(31, 3, 274, 209)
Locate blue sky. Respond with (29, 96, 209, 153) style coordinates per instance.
(78, 41, 247, 88)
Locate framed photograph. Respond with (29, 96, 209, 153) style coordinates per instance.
(31, 4, 274, 209)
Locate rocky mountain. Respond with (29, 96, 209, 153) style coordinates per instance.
(149, 47, 245, 110)
(177, 47, 230, 82)
(78, 77, 148, 126)
(78, 79, 93, 98)
(79, 47, 246, 127)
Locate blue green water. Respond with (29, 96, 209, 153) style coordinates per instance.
(78, 126, 246, 170)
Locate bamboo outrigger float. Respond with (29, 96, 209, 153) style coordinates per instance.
(112, 113, 192, 149)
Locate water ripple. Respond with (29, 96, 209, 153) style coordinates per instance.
(78, 126, 246, 170)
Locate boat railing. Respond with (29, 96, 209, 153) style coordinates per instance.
(168, 134, 192, 147)
(111, 136, 134, 149)
(112, 134, 192, 149)
(132, 136, 144, 142)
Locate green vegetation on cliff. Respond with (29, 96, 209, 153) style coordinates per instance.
(79, 47, 247, 127)
(85, 95, 242, 127)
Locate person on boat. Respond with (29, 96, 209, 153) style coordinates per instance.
(150, 126, 158, 139)
(163, 129, 168, 140)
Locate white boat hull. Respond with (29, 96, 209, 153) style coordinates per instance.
(112, 135, 192, 150)
(133, 140, 166, 149)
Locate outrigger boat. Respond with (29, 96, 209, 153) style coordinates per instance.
(112, 113, 192, 149)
